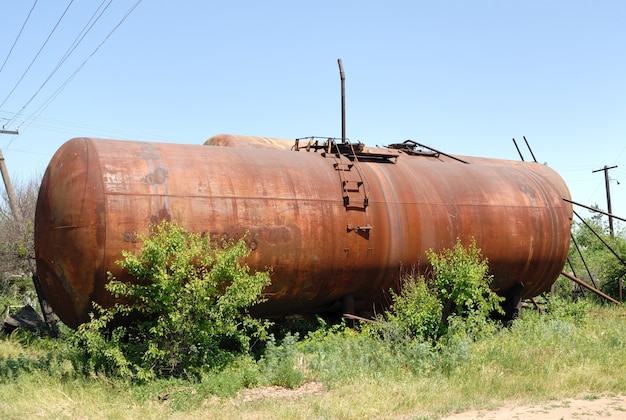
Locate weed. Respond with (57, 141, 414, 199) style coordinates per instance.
(259, 333, 304, 388)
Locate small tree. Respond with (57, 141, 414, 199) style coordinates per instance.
(75, 221, 272, 380)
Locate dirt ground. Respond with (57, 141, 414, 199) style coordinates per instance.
(442, 395, 626, 420)
(237, 382, 325, 403)
(239, 385, 626, 419)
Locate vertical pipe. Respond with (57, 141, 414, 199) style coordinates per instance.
(338, 58, 346, 141)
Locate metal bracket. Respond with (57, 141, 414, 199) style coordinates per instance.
(346, 224, 372, 232)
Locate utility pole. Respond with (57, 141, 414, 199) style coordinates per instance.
(0, 128, 19, 135)
(592, 165, 618, 238)
(0, 148, 23, 222)
(0, 127, 22, 222)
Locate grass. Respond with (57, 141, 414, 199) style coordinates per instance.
(2, 302, 626, 419)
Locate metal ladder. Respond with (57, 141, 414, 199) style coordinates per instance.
(332, 149, 368, 210)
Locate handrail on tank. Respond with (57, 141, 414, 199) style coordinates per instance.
(292, 136, 397, 163)
(387, 140, 469, 164)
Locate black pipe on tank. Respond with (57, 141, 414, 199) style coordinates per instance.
(338, 58, 346, 141)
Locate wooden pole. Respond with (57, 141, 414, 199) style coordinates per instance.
(592, 165, 618, 238)
(0, 148, 23, 222)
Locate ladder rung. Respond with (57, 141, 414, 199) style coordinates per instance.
(342, 180, 362, 186)
(333, 162, 354, 170)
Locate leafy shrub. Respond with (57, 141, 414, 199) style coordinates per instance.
(429, 239, 504, 328)
(376, 239, 504, 344)
(381, 275, 441, 343)
(73, 221, 272, 380)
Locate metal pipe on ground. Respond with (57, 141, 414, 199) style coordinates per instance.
(560, 271, 621, 305)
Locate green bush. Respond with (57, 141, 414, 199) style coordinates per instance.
(381, 275, 441, 343)
(429, 239, 504, 328)
(73, 221, 272, 380)
(376, 239, 504, 344)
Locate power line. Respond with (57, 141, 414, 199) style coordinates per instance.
(18, 0, 143, 130)
(0, 147, 49, 157)
(613, 145, 626, 165)
(5, 0, 113, 126)
(0, 0, 75, 109)
(14, 111, 180, 143)
(0, 0, 39, 74)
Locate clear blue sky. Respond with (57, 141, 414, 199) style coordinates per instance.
(1, 1, 625, 226)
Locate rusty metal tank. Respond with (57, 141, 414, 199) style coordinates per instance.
(35, 136, 573, 328)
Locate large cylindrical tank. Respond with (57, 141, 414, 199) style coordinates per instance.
(35, 137, 572, 328)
